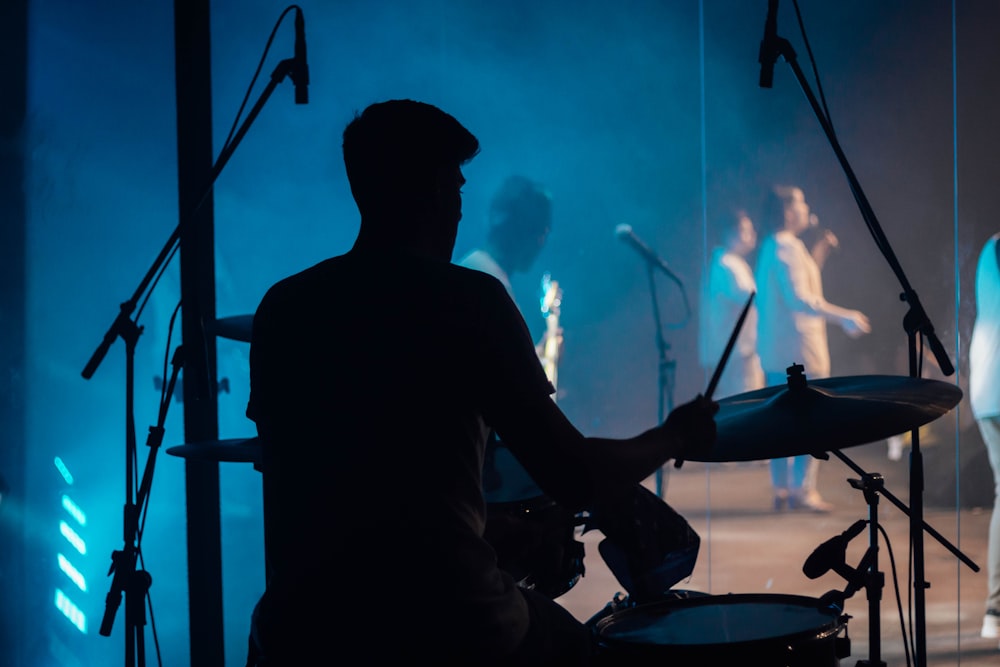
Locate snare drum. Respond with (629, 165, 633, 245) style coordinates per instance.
(593, 593, 850, 666)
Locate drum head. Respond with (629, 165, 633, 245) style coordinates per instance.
(595, 593, 847, 665)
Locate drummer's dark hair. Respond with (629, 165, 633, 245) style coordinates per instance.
(342, 99, 479, 215)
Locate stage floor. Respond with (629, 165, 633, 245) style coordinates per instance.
(553, 441, 998, 666)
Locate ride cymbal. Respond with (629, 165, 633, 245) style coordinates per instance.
(166, 437, 261, 464)
(694, 373, 962, 463)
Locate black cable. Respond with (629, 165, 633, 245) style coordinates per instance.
(789, 0, 895, 261)
(221, 5, 301, 155)
(136, 4, 301, 326)
(878, 521, 913, 667)
(791, 0, 834, 132)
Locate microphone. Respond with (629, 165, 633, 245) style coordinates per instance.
(615, 224, 683, 286)
(802, 519, 867, 579)
(292, 7, 309, 104)
(757, 0, 779, 89)
(808, 214, 839, 251)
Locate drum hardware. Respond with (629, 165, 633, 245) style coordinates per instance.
(803, 518, 874, 611)
(662, 365, 968, 665)
(484, 443, 700, 602)
(585, 484, 700, 605)
(801, 452, 981, 667)
(483, 437, 586, 599)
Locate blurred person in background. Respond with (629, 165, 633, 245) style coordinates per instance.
(698, 207, 764, 400)
(458, 175, 582, 601)
(754, 184, 871, 512)
(971, 231, 1000, 648)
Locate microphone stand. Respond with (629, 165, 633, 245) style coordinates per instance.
(99, 345, 183, 666)
(82, 55, 299, 379)
(645, 265, 676, 498)
(768, 33, 956, 666)
(827, 448, 978, 666)
(83, 56, 300, 667)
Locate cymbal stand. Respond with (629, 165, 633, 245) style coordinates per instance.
(813, 470, 886, 666)
(851, 472, 886, 667)
(763, 15, 956, 666)
(827, 449, 979, 665)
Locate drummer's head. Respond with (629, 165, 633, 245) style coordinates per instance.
(343, 100, 480, 256)
(763, 185, 810, 236)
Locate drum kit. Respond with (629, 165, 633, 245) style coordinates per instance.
(168, 315, 966, 665)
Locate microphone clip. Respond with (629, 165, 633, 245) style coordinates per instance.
(821, 546, 878, 611)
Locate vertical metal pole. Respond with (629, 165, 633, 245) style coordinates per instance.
(0, 2, 28, 666)
(908, 332, 927, 667)
(174, 2, 224, 665)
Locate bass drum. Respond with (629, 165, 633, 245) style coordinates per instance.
(483, 438, 585, 599)
(593, 593, 850, 666)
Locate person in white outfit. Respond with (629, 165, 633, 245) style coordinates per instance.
(698, 208, 765, 400)
(754, 185, 871, 511)
(971, 232, 1000, 647)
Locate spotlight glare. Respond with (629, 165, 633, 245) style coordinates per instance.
(59, 520, 86, 555)
(57, 553, 87, 592)
(61, 494, 87, 526)
(54, 588, 87, 634)
(53, 457, 74, 485)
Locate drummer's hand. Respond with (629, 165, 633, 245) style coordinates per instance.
(664, 394, 718, 460)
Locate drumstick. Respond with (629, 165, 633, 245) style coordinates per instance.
(705, 290, 755, 401)
(674, 290, 755, 469)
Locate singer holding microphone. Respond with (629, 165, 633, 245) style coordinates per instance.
(754, 185, 871, 512)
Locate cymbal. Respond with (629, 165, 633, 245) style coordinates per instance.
(210, 315, 253, 343)
(694, 374, 963, 463)
(166, 437, 261, 464)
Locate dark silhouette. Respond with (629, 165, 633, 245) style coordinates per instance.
(245, 99, 717, 665)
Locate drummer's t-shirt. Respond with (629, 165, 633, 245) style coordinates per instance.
(247, 248, 554, 662)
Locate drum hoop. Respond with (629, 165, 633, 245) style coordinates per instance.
(595, 592, 845, 649)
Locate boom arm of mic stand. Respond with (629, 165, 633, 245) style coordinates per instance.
(82, 246, 172, 380)
(81, 57, 297, 382)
